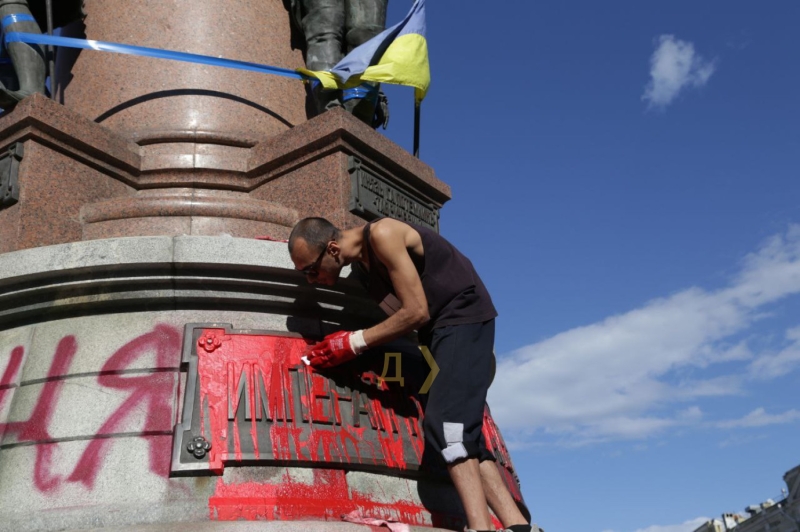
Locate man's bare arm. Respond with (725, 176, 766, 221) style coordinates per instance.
(361, 221, 430, 348)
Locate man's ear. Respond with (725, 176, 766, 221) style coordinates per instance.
(329, 241, 341, 259)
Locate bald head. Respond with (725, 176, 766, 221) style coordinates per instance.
(288, 217, 341, 255)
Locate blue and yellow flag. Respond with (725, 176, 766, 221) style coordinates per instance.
(299, 0, 430, 103)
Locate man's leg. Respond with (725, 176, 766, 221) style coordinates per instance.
(479, 459, 530, 528)
(342, 0, 389, 127)
(423, 321, 498, 531)
(343, 0, 387, 51)
(449, 457, 494, 530)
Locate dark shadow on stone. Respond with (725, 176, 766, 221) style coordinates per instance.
(303, 80, 317, 121)
(54, 19, 86, 103)
(285, 314, 323, 339)
(93, 88, 295, 128)
(28, 0, 84, 31)
(281, 0, 307, 52)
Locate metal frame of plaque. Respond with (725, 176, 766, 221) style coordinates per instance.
(170, 323, 430, 477)
(348, 157, 440, 233)
(0, 143, 23, 210)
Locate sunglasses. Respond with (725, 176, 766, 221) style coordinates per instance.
(298, 240, 330, 278)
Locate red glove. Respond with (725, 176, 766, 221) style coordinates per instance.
(304, 330, 367, 368)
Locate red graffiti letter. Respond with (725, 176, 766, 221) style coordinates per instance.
(0, 338, 78, 492)
(67, 325, 181, 488)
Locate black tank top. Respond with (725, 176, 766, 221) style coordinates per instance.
(352, 219, 497, 334)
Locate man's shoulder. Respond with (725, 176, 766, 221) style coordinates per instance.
(368, 218, 413, 241)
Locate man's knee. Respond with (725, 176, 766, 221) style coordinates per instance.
(427, 420, 483, 464)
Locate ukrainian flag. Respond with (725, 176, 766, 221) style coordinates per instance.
(299, 0, 430, 103)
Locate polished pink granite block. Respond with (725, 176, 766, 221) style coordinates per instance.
(0, 97, 449, 250)
(250, 153, 348, 235)
(15, 142, 132, 250)
(248, 107, 451, 204)
(0, 200, 21, 254)
(82, 216, 192, 241)
(0, 94, 141, 180)
(58, 0, 308, 144)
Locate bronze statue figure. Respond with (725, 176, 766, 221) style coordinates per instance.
(290, 0, 390, 128)
(0, 0, 83, 109)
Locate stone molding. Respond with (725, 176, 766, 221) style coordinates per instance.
(0, 235, 383, 331)
(0, 95, 449, 201)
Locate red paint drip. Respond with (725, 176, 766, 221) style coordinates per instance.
(0, 326, 181, 494)
(209, 469, 430, 525)
(0, 346, 25, 438)
(482, 407, 524, 503)
(197, 333, 418, 470)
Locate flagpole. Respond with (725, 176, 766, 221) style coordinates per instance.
(413, 101, 421, 158)
(45, 0, 55, 100)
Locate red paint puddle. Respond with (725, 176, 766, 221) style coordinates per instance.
(209, 469, 429, 524)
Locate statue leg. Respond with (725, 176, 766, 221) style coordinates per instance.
(300, 0, 345, 114)
(342, 0, 388, 128)
(0, 0, 45, 109)
(344, 0, 386, 51)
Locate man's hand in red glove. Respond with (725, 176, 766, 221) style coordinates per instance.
(303, 330, 368, 368)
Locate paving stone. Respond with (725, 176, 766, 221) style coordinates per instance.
(74, 521, 441, 532)
(21, 314, 185, 383)
(173, 236, 294, 270)
(346, 470, 423, 505)
(2, 371, 178, 445)
(0, 237, 175, 283)
(0, 435, 212, 517)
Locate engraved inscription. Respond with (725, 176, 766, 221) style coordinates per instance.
(349, 158, 439, 232)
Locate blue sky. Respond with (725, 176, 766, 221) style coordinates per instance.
(380, 1, 800, 531)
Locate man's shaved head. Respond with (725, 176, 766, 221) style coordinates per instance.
(288, 217, 341, 255)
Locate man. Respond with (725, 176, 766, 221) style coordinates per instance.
(288, 216, 536, 532)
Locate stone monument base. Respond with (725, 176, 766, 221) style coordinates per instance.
(0, 236, 526, 532)
(0, 94, 450, 255)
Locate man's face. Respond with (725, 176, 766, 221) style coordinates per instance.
(290, 238, 341, 286)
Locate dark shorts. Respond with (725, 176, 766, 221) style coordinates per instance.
(420, 319, 496, 464)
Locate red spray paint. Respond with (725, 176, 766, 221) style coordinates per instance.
(0, 325, 181, 493)
(67, 325, 182, 487)
(195, 331, 425, 472)
(482, 407, 524, 503)
(209, 468, 429, 524)
(0, 346, 25, 425)
(0, 337, 78, 492)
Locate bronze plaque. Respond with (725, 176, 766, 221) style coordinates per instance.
(348, 157, 440, 232)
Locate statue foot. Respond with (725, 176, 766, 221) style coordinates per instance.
(310, 80, 342, 115)
(0, 85, 39, 110)
(343, 85, 389, 129)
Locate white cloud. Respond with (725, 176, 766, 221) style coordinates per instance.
(717, 408, 800, 429)
(642, 35, 716, 108)
(490, 226, 800, 444)
(748, 326, 800, 379)
(632, 517, 711, 532)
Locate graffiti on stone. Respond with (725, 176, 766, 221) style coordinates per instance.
(0, 325, 182, 493)
(170, 324, 526, 515)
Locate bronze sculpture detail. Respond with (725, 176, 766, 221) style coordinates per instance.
(290, 0, 390, 128)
